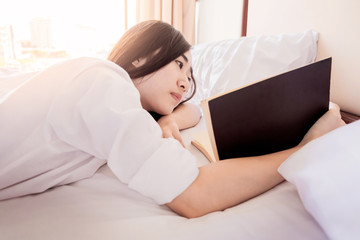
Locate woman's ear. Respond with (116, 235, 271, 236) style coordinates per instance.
(132, 57, 147, 68)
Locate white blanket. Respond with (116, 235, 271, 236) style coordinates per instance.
(0, 119, 328, 240)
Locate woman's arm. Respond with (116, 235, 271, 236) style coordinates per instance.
(157, 102, 201, 147)
(167, 106, 345, 218)
(167, 147, 299, 218)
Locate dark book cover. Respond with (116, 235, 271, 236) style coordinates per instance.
(203, 58, 331, 160)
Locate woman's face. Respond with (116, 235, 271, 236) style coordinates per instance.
(133, 51, 192, 115)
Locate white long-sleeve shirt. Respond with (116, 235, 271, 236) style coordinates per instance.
(0, 57, 199, 204)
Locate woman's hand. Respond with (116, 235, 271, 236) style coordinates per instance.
(157, 102, 201, 147)
(300, 102, 346, 146)
(158, 115, 185, 147)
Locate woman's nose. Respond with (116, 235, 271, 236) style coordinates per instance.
(178, 76, 190, 92)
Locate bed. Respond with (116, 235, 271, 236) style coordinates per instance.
(1, 1, 360, 240)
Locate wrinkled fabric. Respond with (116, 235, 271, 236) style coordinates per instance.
(190, 30, 318, 105)
(0, 57, 198, 204)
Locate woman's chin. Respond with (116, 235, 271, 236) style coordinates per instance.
(157, 107, 175, 116)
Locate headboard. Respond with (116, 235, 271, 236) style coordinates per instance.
(243, 0, 360, 119)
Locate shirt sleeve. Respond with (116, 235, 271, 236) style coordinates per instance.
(47, 60, 199, 204)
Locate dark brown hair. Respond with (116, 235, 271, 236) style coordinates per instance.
(107, 20, 196, 102)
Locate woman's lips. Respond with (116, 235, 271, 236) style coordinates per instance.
(171, 92, 182, 103)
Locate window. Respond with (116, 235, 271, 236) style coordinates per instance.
(0, 0, 136, 72)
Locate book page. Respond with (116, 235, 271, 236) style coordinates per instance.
(191, 131, 216, 162)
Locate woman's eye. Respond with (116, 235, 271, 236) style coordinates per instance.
(175, 60, 183, 69)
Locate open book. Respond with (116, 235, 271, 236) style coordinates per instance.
(192, 58, 332, 162)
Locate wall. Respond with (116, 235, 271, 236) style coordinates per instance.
(246, 0, 360, 115)
(196, 0, 243, 44)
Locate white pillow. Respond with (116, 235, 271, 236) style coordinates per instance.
(278, 120, 360, 240)
(190, 30, 318, 104)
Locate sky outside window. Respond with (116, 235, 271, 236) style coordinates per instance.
(0, 0, 136, 72)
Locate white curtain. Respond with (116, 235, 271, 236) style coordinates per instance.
(135, 0, 197, 44)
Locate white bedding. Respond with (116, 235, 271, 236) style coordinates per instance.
(279, 120, 360, 240)
(0, 30, 342, 239)
(0, 120, 328, 240)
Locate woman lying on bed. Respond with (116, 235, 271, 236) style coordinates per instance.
(0, 20, 345, 218)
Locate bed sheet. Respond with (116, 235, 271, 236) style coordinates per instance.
(0, 119, 327, 240)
